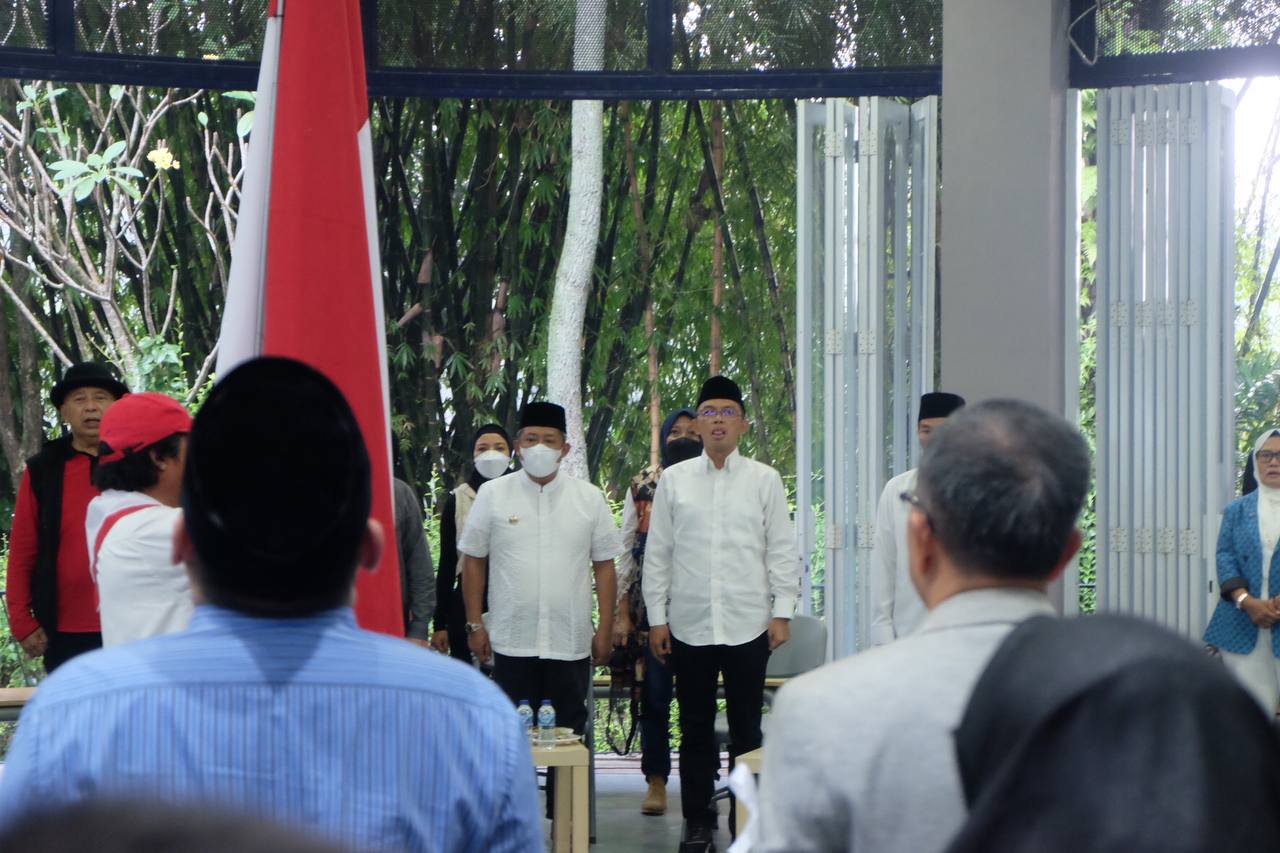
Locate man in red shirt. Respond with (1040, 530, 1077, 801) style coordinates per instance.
(6, 362, 128, 672)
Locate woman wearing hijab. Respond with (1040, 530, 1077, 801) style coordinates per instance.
(431, 424, 511, 662)
(1205, 429, 1280, 713)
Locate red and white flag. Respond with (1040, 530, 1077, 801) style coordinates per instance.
(217, 0, 403, 635)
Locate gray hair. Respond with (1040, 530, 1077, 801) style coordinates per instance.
(916, 399, 1091, 581)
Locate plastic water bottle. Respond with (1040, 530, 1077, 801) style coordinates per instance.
(516, 700, 534, 737)
(537, 699, 556, 747)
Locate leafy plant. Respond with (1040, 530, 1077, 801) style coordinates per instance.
(47, 141, 144, 202)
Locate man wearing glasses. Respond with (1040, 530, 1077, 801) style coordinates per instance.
(643, 375, 800, 853)
(753, 400, 1087, 853)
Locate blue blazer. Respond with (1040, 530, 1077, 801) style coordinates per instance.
(1204, 492, 1280, 656)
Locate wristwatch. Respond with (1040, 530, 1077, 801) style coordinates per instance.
(1234, 591, 1250, 610)
(465, 622, 486, 634)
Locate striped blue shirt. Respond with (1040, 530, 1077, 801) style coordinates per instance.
(0, 605, 542, 852)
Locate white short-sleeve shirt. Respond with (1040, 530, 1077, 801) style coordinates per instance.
(457, 471, 622, 661)
(86, 490, 193, 647)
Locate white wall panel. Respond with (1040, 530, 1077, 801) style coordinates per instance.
(1095, 82, 1236, 638)
(797, 97, 938, 657)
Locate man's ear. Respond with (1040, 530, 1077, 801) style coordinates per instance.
(559, 442, 571, 461)
(906, 508, 938, 598)
(173, 515, 206, 603)
(358, 518, 385, 572)
(906, 509, 933, 563)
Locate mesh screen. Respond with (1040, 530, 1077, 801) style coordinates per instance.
(75, 0, 266, 60)
(376, 0, 647, 70)
(1099, 0, 1280, 56)
(675, 0, 940, 71)
(0, 0, 48, 49)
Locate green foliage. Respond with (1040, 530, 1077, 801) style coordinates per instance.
(1236, 350, 1280, 459)
(15, 82, 65, 114)
(132, 336, 189, 397)
(48, 141, 143, 202)
(1098, 0, 1279, 56)
(222, 91, 256, 137)
(374, 95, 798, 505)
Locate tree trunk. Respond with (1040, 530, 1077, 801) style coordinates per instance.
(1241, 232, 1280, 357)
(546, 0, 605, 480)
(621, 102, 661, 469)
(711, 101, 724, 376)
(725, 101, 797, 422)
(689, 101, 772, 464)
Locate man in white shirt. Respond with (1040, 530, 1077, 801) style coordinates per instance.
(643, 375, 800, 853)
(869, 391, 965, 645)
(85, 392, 193, 647)
(458, 401, 621, 737)
(753, 399, 1090, 853)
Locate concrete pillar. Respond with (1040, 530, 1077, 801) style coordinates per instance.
(940, 0, 1071, 413)
(940, 0, 1073, 611)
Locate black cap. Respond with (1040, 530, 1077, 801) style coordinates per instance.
(519, 402, 566, 433)
(50, 362, 129, 407)
(697, 375, 745, 410)
(919, 392, 966, 422)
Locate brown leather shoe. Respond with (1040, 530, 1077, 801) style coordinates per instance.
(641, 777, 668, 816)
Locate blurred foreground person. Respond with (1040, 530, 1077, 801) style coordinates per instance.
(945, 612, 1280, 853)
(0, 357, 542, 853)
(0, 799, 352, 853)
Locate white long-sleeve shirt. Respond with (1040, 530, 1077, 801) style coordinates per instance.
(869, 468, 927, 646)
(642, 449, 800, 647)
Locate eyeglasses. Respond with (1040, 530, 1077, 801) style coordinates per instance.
(698, 406, 742, 419)
(1258, 451, 1280, 464)
(899, 490, 933, 528)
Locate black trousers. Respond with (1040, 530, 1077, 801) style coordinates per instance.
(493, 653, 591, 819)
(671, 631, 770, 825)
(445, 588, 473, 664)
(492, 653, 591, 735)
(43, 630, 102, 674)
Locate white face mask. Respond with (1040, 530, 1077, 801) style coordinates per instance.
(520, 443, 562, 479)
(474, 449, 511, 480)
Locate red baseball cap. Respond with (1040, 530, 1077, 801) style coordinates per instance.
(99, 392, 193, 464)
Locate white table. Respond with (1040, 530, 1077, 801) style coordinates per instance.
(531, 741, 590, 853)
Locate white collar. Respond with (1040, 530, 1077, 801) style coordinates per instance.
(519, 469, 565, 494)
(702, 447, 741, 473)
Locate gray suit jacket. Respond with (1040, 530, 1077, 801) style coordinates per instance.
(394, 478, 436, 639)
(754, 587, 1055, 853)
